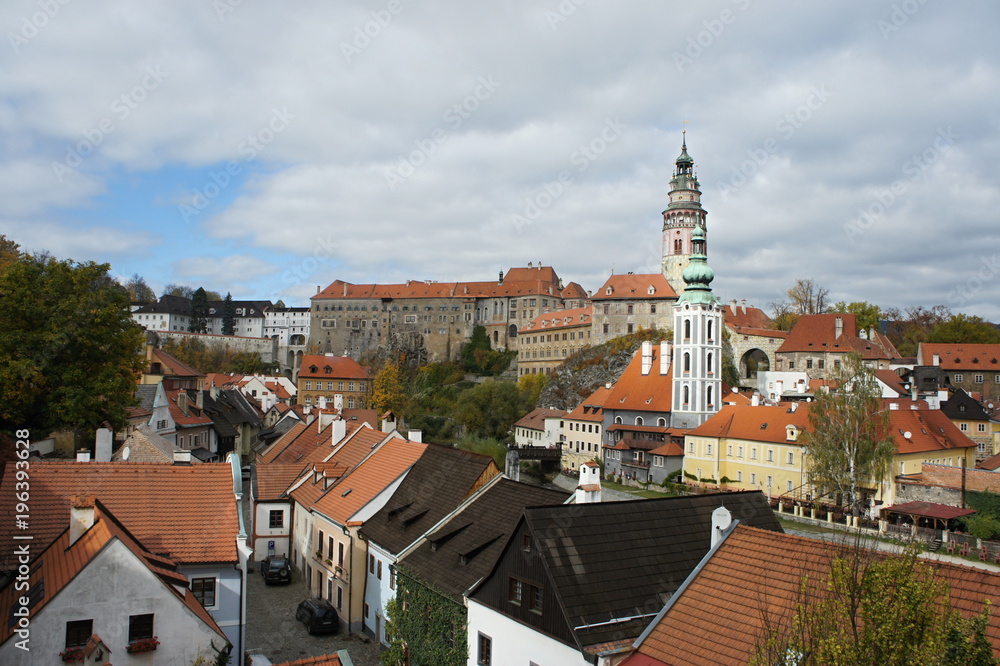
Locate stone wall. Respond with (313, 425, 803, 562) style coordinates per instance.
(895, 463, 1000, 507)
(152, 330, 279, 365)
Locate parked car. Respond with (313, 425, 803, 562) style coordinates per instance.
(260, 556, 291, 585)
(295, 598, 339, 635)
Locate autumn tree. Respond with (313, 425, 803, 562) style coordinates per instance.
(454, 379, 526, 440)
(371, 360, 408, 416)
(787, 278, 829, 315)
(0, 254, 146, 438)
(801, 353, 895, 516)
(189, 287, 209, 333)
(163, 283, 195, 299)
(0, 234, 23, 275)
(929, 313, 1000, 344)
(123, 273, 156, 302)
(752, 540, 996, 666)
(221, 292, 236, 336)
(882, 305, 951, 357)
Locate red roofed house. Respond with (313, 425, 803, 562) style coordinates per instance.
(517, 306, 593, 376)
(623, 523, 1000, 665)
(0, 457, 250, 663)
(723, 299, 788, 383)
(682, 401, 977, 509)
(775, 313, 900, 380)
(562, 385, 612, 471)
(0, 498, 231, 665)
(287, 432, 426, 634)
(297, 354, 370, 410)
(590, 274, 677, 345)
(513, 407, 567, 449)
(919, 342, 1000, 404)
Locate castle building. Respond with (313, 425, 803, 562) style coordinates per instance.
(671, 225, 723, 429)
(661, 133, 708, 295)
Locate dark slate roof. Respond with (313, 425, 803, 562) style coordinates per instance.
(360, 445, 499, 556)
(135, 384, 158, 411)
(399, 479, 569, 602)
(474, 491, 781, 647)
(199, 389, 262, 440)
(941, 388, 990, 421)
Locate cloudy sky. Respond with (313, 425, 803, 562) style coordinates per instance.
(2, 1, 998, 319)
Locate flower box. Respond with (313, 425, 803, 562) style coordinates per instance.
(126, 636, 160, 654)
(60, 647, 84, 662)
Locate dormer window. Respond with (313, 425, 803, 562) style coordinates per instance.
(786, 426, 798, 441)
(647, 285, 655, 295)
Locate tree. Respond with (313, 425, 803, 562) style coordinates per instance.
(0, 234, 22, 275)
(221, 292, 235, 336)
(453, 379, 525, 440)
(929, 314, 1000, 344)
(882, 305, 951, 357)
(203, 289, 223, 301)
(517, 372, 547, 409)
(371, 360, 408, 415)
(123, 273, 156, 302)
(459, 325, 514, 376)
(163, 283, 195, 299)
(787, 278, 829, 315)
(0, 254, 146, 438)
(768, 299, 799, 332)
(801, 353, 895, 516)
(189, 287, 209, 333)
(831, 300, 881, 332)
(752, 539, 997, 666)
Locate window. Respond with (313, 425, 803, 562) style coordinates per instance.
(389, 566, 396, 590)
(370, 554, 375, 574)
(269, 510, 283, 529)
(377, 560, 383, 580)
(688, 441, 694, 454)
(979, 423, 987, 433)
(192, 577, 217, 608)
(975, 374, 984, 383)
(737, 470, 743, 482)
(727, 444, 733, 456)
(305, 381, 312, 390)
(960, 423, 968, 431)
(954, 374, 964, 383)
(767, 449, 774, 462)
(65, 619, 93, 649)
(336, 586, 343, 610)
(707, 443, 713, 456)
(751, 473, 757, 485)
(128, 613, 154, 643)
(508, 577, 523, 604)
(328, 535, 334, 560)
(522, 534, 532, 553)
(530, 585, 543, 613)
(787, 480, 794, 492)
(787, 451, 794, 465)
(478, 632, 493, 665)
(738, 446, 744, 458)
(751, 448, 758, 460)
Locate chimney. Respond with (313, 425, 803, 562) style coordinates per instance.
(408, 429, 423, 443)
(381, 412, 397, 432)
(210, 384, 220, 400)
(173, 450, 192, 465)
(178, 391, 189, 416)
(641, 341, 653, 375)
(330, 418, 347, 446)
(605, 382, 612, 390)
(730, 299, 737, 315)
(196, 389, 204, 410)
(741, 299, 747, 314)
(343, 283, 348, 297)
(69, 495, 96, 546)
(94, 428, 113, 463)
(575, 462, 602, 504)
(790, 401, 798, 412)
(710, 505, 732, 549)
(660, 340, 670, 375)
(932, 354, 940, 366)
(834, 316, 844, 339)
(145, 343, 154, 363)
(751, 392, 760, 407)
(317, 285, 321, 294)
(318, 395, 328, 411)
(334, 394, 344, 410)
(76, 450, 91, 463)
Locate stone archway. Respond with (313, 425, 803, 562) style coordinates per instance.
(740, 348, 770, 379)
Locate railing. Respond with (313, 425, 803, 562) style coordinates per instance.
(621, 459, 651, 470)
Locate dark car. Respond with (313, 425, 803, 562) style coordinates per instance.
(295, 598, 339, 635)
(260, 556, 291, 585)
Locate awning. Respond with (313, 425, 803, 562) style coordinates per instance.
(879, 501, 975, 521)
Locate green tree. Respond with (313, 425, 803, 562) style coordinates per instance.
(752, 541, 997, 666)
(801, 353, 895, 515)
(382, 568, 467, 666)
(123, 273, 156, 302)
(189, 287, 209, 333)
(831, 300, 882, 332)
(929, 313, 1000, 344)
(517, 372, 547, 408)
(459, 325, 514, 376)
(0, 254, 146, 438)
(371, 360, 408, 415)
(163, 283, 195, 299)
(454, 379, 525, 440)
(221, 292, 235, 336)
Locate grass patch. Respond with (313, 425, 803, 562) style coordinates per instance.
(602, 478, 680, 499)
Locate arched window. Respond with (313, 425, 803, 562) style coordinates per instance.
(683, 385, 690, 406)
(635, 416, 644, 426)
(674, 238, 682, 254)
(707, 352, 714, 373)
(707, 320, 713, 341)
(657, 417, 666, 427)
(707, 386, 714, 407)
(683, 319, 691, 340)
(683, 352, 691, 372)
(614, 416, 623, 425)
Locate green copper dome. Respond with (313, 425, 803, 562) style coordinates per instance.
(679, 226, 719, 305)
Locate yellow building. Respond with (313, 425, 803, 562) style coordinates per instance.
(297, 353, 369, 408)
(517, 307, 593, 376)
(682, 401, 978, 507)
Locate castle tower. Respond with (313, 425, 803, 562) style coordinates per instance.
(672, 225, 723, 429)
(661, 132, 707, 294)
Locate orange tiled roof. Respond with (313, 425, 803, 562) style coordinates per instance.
(307, 438, 426, 525)
(165, 389, 214, 427)
(298, 355, 369, 380)
(777, 313, 899, 358)
(0, 501, 228, 646)
(149, 348, 205, 378)
(255, 463, 311, 501)
(519, 306, 592, 333)
(722, 303, 772, 330)
(648, 441, 684, 457)
(689, 404, 813, 444)
(627, 524, 1000, 664)
(272, 655, 343, 666)
(605, 345, 673, 413)
(260, 422, 310, 463)
(561, 281, 589, 300)
(886, 406, 978, 455)
(592, 273, 678, 301)
(919, 343, 1000, 370)
(0, 462, 239, 566)
(566, 386, 613, 422)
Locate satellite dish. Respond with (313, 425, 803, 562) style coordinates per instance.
(904, 431, 912, 439)
(122, 446, 130, 460)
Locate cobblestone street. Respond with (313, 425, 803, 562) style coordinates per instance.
(243, 504, 382, 665)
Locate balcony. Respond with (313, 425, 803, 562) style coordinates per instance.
(621, 458, 651, 470)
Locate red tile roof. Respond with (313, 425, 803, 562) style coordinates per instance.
(722, 304, 772, 330)
(513, 407, 568, 431)
(149, 348, 205, 378)
(777, 313, 899, 358)
(0, 462, 239, 566)
(255, 463, 310, 501)
(592, 274, 678, 301)
(298, 354, 369, 380)
(272, 655, 343, 666)
(919, 343, 1000, 370)
(0, 501, 228, 646)
(519, 306, 593, 333)
(165, 389, 214, 427)
(605, 345, 673, 413)
(648, 441, 684, 457)
(627, 524, 1000, 664)
(566, 386, 613, 422)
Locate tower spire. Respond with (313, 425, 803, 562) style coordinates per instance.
(661, 131, 706, 294)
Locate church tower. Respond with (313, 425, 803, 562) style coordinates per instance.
(661, 132, 707, 295)
(671, 225, 723, 430)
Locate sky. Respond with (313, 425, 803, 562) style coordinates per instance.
(1, 1, 998, 320)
